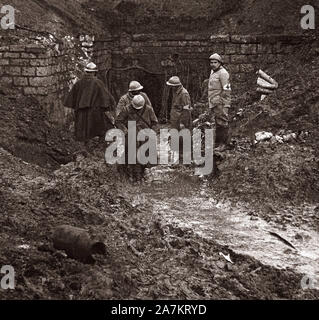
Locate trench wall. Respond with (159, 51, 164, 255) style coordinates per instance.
(0, 44, 74, 124)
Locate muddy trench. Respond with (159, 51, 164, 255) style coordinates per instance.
(2, 127, 319, 299)
(119, 137, 319, 291)
(134, 166, 319, 278)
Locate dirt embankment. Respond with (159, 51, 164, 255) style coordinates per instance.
(0, 93, 80, 169)
(2, 0, 318, 38)
(86, 0, 318, 35)
(1, 0, 106, 37)
(209, 44, 319, 227)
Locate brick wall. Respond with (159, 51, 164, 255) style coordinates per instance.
(92, 37, 113, 75)
(0, 44, 74, 124)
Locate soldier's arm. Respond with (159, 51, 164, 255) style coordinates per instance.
(220, 71, 231, 91)
(143, 93, 152, 109)
(115, 108, 129, 134)
(149, 108, 159, 130)
(219, 71, 229, 88)
(181, 93, 192, 110)
(116, 96, 127, 117)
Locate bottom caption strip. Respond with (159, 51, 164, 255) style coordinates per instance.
(109, 303, 207, 318)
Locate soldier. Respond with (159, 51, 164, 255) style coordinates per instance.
(64, 62, 116, 143)
(116, 94, 158, 181)
(166, 76, 192, 164)
(208, 53, 231, 151)
(116, 80, 153, 117)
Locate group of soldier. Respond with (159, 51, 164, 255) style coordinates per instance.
(64, 52, 231, 180)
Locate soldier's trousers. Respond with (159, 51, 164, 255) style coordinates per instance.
(170, 109, 192, 159)
(212, 104, 230, 145)
(117, 135, 146, 179)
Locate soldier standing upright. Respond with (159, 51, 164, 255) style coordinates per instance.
(166, 76, 192, 164)
(64, 62, 116, 143)
(208, 53, 231, 151)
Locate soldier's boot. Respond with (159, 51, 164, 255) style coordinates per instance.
(213, 155, 221, 177)
(206, 154, 220, 180)
(214, 126, 229, 152)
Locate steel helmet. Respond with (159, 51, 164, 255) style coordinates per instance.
(166, 76, 182, 86)
(209, 53, 223, 63)
(128, 81, 143, 91)
(132, 95, 145, 110)
(84, 62, 98, 72)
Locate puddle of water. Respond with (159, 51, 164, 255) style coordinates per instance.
(134, 165, 319, 279)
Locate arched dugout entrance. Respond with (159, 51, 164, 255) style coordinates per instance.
(104, 66, 167, 120)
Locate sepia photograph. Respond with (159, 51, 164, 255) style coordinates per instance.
(0, 0, 318, 314)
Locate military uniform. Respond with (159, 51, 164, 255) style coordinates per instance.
(116, 103, 158, 180)
(208, 66, 231, 146)
(170, 86, 192, 130)
(169, 85, 192, 159)
(116, 92, 152, 117)
(64, 74, 115, 141)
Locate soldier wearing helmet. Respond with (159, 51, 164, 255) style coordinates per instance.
(166, 76, 192, 131)
(208, 53, 231, 151)
(116, 80, 153, 117)
(166, 76, 192, 164)
(115, 94, 158, 181)
(64, 62, 116, 143)
(116, 94, 158, 132)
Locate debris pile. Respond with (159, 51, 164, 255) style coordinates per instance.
(254, 130, 300, 144)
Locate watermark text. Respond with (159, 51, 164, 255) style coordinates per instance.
(300, 5, 315, 30)
(1, 265, 15, 290)
(105, 121, 214, 176)
(1, 5, 15, 30)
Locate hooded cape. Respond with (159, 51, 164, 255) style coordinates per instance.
(64, 75, 115, 141)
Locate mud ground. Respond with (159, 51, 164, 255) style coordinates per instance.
(0, 144, 318, 300)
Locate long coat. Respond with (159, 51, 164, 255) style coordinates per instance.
(116, 103, 158, 133)
(115, 103, 158, 173)
(64, 74, 116, 141)
(170, 86, 192, 130)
